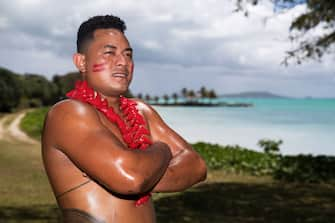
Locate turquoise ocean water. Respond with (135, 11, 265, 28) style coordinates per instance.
(153, 98, 335, 156)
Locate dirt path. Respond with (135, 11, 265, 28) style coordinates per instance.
(0, 111, 39, 144)
(0, 115, 6, 140)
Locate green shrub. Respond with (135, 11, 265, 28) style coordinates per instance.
(193, 141, 335, 183)
(274, 155, 335, 183)
(20, 107, 49, 140)
(192, 142, 280, 176)
(258, 138, 282, 155)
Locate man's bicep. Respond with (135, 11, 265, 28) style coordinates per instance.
(59, 128, 124, 178)
(139, 101, 192, 155)
(45, 100, 138, 194)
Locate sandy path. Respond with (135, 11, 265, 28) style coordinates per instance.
(0, 115, 7, 140)
(0, 112, 39, 144)
(0, 115, 13, 142)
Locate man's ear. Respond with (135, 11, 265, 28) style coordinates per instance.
(73, 53, 86, 73)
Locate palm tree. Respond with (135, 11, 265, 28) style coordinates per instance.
(208, 89, 217, 99)
(144, 94, 151, 102)
(199, 86, 209, 98)
(153, 96, 159, 104)
(172, 93, 178, 104)
(181, 88, 188, 98)
(187, 90, 196, 98)
(137, 93, 143, 99)
(163, 94, 170, 104)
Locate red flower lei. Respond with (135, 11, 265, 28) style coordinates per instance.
(66, 80, 152, 206)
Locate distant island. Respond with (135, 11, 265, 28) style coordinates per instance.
(220, 91, 290, 99)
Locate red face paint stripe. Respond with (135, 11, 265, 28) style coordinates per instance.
(92, 63, 106, 72)
(93, 63, 106, 68)
(92, 67, 105, 72)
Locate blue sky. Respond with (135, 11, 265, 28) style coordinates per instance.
(273, 0, 306, 12)
(0, 0, 334, 97)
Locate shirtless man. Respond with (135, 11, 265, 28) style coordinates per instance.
(42, 15, 207, 223)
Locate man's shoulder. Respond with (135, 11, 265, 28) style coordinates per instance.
(46, 99, 99, 125)
(132, 98, 156, 116)
(131, 98, 165, 124)
(43, 99, 103, 147)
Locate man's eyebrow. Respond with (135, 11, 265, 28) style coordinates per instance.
(103, 45, 133, 52)
(124, 47, 133, 52)
(103, 44, 117, 49)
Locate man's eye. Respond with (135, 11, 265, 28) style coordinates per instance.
(126, 53, 133, 59)
(104, 51, 115, 55)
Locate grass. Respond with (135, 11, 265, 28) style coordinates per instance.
(20, 108, 49, 140)
(0, 141, 53, 206)
(155, 180, 335, 223)
(0, 141, 59, 222)
(1, 139, 335, 223)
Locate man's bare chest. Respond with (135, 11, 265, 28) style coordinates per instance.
(95, 107, 153, 148)
(96, 111, 127, 146)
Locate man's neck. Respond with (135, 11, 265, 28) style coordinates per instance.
(101, 93, 122, 114)
(80, 79, 124, 115)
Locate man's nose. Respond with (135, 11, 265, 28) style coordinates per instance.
(115, 53, 127, 66)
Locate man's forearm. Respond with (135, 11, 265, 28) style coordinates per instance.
(127, 141, 172, 193)
(152, 150, 207, 192)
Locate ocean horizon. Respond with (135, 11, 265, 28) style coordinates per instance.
(153, 97, 335, 156)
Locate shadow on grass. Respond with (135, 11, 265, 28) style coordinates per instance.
(0, 205, 60, 223)
(155, 182, 335, 223)
(1, 182, 334, 223)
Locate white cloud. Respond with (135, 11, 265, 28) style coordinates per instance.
(0, 0, 333, 97)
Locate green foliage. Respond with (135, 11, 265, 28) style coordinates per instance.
(145, 94, 151, 101)
(258, 138, 282, 154)
(208, 89, 217, 99)
(171, 93, 178, 103)
(235, 0, 335, 64)
(275, 155, 335, 182)
(163, 94, 170, 104)
(0, 67, 60, 111)
(20, 107, 49, 140)
(21, 74, 58, 107)
(0, 68, 135, 111)
(52, 72, 81, 100)
(0, 67, 23, 112)
(286, 0, 335, 64)
(192, 142, 280, 176)
(139, 87, 218, 104)
(193, 141, 335, 183)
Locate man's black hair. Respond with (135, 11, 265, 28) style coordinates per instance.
(77, 15, 127, 53)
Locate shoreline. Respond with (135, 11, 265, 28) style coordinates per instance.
(149, 101, 253, 107)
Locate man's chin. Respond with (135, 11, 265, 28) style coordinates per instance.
(109, 87, 130, 97)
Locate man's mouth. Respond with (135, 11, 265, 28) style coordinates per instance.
(112, 73, 128, 78)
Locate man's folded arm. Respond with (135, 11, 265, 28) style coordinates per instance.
(44, 99, 172, 195)
(137, 100, 207, 192)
